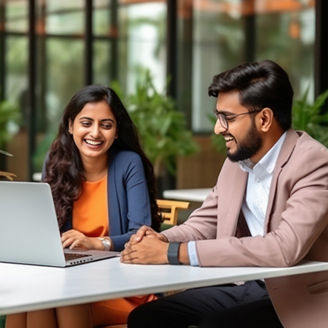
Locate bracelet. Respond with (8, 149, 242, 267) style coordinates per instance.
(167, 242, 181, 265)
(98, 237, 111, 251)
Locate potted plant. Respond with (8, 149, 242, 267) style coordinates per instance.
(113, 69, 198, 177)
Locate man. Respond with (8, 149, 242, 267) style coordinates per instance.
(121, 60, 328, 328)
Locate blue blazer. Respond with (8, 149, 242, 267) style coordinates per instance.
(44, 150, 152, 251)
(104, 150, 152, 250)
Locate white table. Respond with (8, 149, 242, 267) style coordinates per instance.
(163, 188, 212, 202)
(1, 258, 328, 315)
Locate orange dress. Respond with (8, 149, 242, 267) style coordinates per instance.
(73, 175, 156, 326)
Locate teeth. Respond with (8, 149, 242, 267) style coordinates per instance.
(85, 139, 102, 145)
(224, 137, 233, 142)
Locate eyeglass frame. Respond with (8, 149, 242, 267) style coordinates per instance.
(214, 108, 263, 132)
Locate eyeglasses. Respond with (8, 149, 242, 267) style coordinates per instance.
(214, 109, 262, 131)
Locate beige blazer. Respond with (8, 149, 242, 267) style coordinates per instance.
(163, 129, 328, 328)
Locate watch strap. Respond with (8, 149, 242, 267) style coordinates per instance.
(98, 237, 111, 251)
(167, 242, 181, 265)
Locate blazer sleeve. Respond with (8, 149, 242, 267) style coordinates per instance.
(165, 134, 328, 268)
(200, 141, 328, 267)
(109, 152, 152, 250)
(162, 185, 219, 242)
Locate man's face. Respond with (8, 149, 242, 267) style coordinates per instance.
(214, 90, 262, 163)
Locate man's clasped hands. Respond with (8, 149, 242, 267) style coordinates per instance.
(121, 226, 190, 265)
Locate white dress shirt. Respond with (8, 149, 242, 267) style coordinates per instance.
(240, 132, 286, 236)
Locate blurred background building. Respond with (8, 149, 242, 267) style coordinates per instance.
(0, 0, 327, 192)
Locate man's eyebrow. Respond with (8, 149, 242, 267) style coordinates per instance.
(215, 109, 235, 115)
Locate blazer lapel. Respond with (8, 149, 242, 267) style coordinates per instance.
(218, 163, 248, 237)
(264, 129, 299, 231)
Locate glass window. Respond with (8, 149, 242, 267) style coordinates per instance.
(184, 0, 315, 132)
(94, 0, 111, 36)
(94, 40, 112, 86)
(6, 37, 28, 104)
(46, 0, 84, 35)
(5, 35, 28, 180)
(93, 0, 115, 85)
(46, 39, 84, 120)
(118, 2, 166, 94)
(1, 0, 318, 182)
(256, 1, 315, 99)
(191, 0, 244, 132)
(33, 38, 84, 171)
(5, 0, 28, 33)
(33, 1, 85, 172)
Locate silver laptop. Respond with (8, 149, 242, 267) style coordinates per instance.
(0, 181, 120, 267)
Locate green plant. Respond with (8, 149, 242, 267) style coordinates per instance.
(0, 99, 20, 150)
(113, 69, 198, 176)
(292, 89, 328, 147)
(0, 100, 20, 180)
(208, 114, 226, 154)
(33, 130, 57, 172)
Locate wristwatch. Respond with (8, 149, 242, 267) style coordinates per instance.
(167, 242, 181, 265)
(98, 237, 112, 251)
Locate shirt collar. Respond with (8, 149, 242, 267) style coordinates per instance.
(239, 132, 287, 178)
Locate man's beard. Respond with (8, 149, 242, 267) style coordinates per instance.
(226, 121, 262, 162)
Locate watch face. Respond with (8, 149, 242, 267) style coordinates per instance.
(98, 237, 111, 250)
(103, 239, 111, 250)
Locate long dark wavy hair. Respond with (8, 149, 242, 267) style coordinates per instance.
(44, 85, 161, 231)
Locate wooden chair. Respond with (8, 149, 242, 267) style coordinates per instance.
(156, 199, 190, 226)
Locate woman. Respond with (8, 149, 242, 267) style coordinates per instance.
(6, 85, 161, 328)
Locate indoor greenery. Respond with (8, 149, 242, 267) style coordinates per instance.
(0, 99, 20, 180)
(0, 99, 20, 150)
(292, 89, 328, 147)
(208, 114, 226, 154)
(113, 69, 198, 176)
(209, 89, 328, 152)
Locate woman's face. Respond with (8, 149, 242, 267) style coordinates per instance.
(68, 100, 118, 163)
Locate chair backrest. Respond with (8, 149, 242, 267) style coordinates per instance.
(156, 199, 190, 226)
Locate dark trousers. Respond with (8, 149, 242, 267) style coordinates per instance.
(128, 280, 283, 328)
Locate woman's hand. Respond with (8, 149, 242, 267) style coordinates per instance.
(61, 229, 104, 250)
